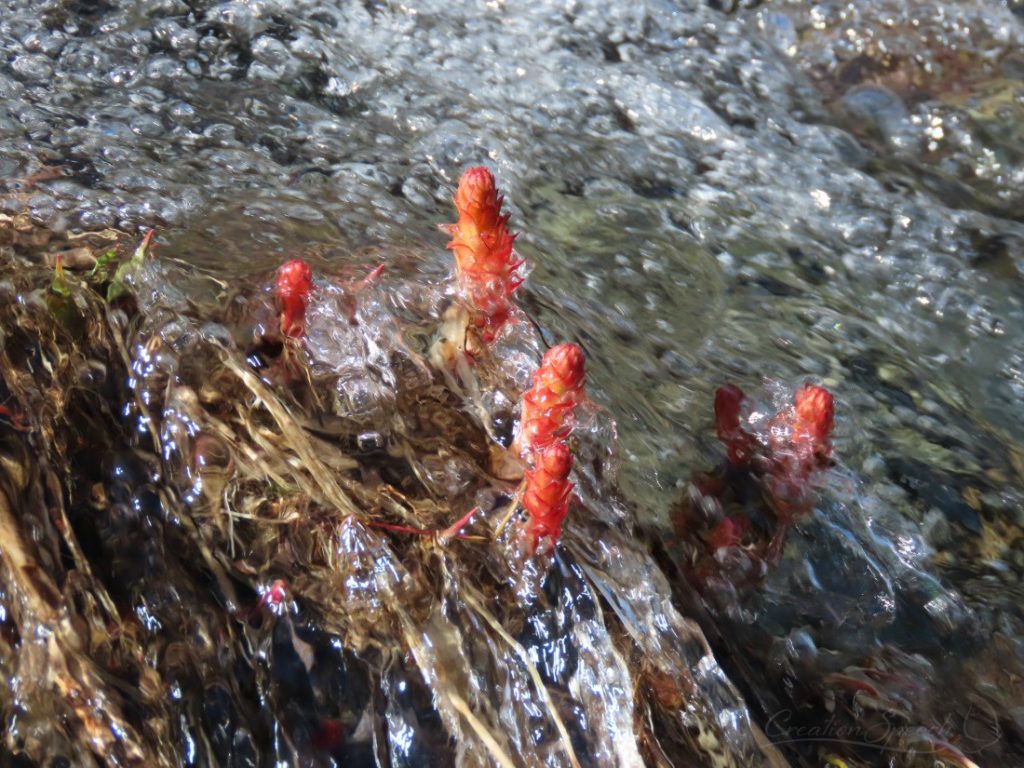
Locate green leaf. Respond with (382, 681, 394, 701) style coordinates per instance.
(88, 249, 118, 279)
(50, 258, 72, 297)
(107, 230, 155, 303)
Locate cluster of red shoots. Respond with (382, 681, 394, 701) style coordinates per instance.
(706, 382, 835, 555)
(446, 166, 524, 342)
(271, 169, 583, 549)
(515, 343, 587, 546)
(274, 167, 521, 346)
(445, 167, 584, 546)
(715, 383, 834, 494)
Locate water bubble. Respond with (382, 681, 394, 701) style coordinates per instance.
(10, 54, 54, 83)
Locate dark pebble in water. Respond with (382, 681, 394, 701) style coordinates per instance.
(103, 452, 150, 503)
(385, 659, 456, 767)
(201, 684, 239, 766)
(356, 431, 385, 453)
(11, 54, 54, 82)
(886, 457, 983, 534)
(839, 84, 908, 143)
(131, 485, 163, 519)
(660, 349, 696, 378)
(518, 608, 579, 688)
(230, 730, 259, 768)
(270, 619, 318, 719)
(193, 433, 231, 470)
(490, 409, 515, 447)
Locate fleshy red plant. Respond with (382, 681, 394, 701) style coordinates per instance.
(513, 344, 586, 547)
(512, 343, 586, 460)
(275, 258, 313, 338)
(714, 383, 755, 467)
(523, 442, 574, 546)
(708, 382, 836, 558)
(447, 166, 524, 342)
(706, 515, 750, 552)
(792, 384, 835, 460)
(713, 382, 835, 479)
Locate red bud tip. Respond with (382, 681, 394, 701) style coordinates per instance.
(714, 384, 745, 435)
(454, 167, 501, 225)
(794, 385, 834, 442)
(448, 166, 522, 339)
(538, 343, 586, 395)
(275, 259, 313, 338)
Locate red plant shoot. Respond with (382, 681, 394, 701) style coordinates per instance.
(513, 343, 586, 460)
(513, 344, 586, 547)
(259, 579, 289, 613)
(706, 515, 750, 551)
(523, 442, 574, 546)
(706, 382, 838, 558)
(793, 384, 834, 460)
(276, 258, 313, 338)
(447, 166, 524, 341)
(714, 384, 755, 467)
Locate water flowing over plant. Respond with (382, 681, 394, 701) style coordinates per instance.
(0, 183, 796, 768)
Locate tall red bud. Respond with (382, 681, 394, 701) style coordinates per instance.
(714, 384, 755, 466)
(513, 343, 586, 459)
(523, 442, 574, 545)
(447, 167, 524, 341)
(276, 259, 313, 339)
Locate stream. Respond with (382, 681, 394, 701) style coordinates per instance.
(1, 0, 1024, 766)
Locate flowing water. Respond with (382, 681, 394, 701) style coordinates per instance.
(1, 0, 1024, 766)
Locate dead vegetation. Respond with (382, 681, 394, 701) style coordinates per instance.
(0, 217, 781, 767)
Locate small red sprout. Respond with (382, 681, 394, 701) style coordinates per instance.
(701, 381, 838, 560)
(513, 343, 586, 460)
(0, 403, 29, 432)
(447, 166, 524, 342)
(259, 579, 289, 612)
(523, 442, 574, 546)
(706, 515, 750, 551)
(714, 384, 755, 467)
(275, 258, 314, 338)
(313, 719, 346, 752)
(793, 384, 834, 459)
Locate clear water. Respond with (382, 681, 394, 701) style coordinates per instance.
(2, 0, 1024, 766)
